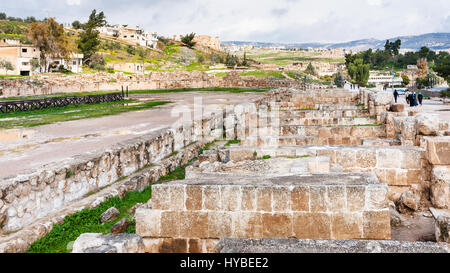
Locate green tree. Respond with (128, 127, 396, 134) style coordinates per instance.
(434, 55, 450, 84)
(225, 54, 237, 67)
(28, 18, 73, 72)
(401, 74, 410, 86)
(77, 10, 106, 63)
(0, 13, 6, 20)
(0, 59, 15, 75)
(30, 58, 40, 72)
(305, 63, 316, 76)
(384, 39, 401, 56)
(72, 20, 82, 29)
(347, 58, 370, 86)
(334, 73, 345, 88)
(242, 52, 248, 67)
(24, 16, 37, 23)
(181, 33, 196, 48)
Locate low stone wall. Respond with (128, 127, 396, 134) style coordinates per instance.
(0, 71, 296, 98)
(0, 109, 226, 233)
(223, 145, 430, 203)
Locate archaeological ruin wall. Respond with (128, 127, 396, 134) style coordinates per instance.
(0, 71, 296, 98)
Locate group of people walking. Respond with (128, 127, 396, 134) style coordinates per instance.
(393, 89, 423, 107)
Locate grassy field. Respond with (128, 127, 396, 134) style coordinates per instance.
(238, 70, 286, 79)
(26, 163, 188, 253)
(0, 99, 171, 129)
(243, 49, 345, 66)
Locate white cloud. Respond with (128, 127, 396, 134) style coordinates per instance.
(3, 0, 450, 43)
(66, 0, 81, 6)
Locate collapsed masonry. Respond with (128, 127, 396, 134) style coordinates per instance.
(135, 87, 450, 253)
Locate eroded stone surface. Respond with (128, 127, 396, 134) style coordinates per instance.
(72, 233, 145, 253)
(217, 238, 449, 253)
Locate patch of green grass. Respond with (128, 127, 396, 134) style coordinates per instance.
(224, 139, 241, 146)
(239, 71, 286, 79)
(26, 186, 152, 253)
(214, 72, 229, 78)
(198, 140, 218, 155)
(0, 75, 27, 78)
(26, 162, 190, 253)
(255, 155, 271, 161)
(0, 100, 171, 129)
(65, 169, 73, 179)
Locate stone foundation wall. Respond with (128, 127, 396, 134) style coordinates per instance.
(0, 71, 296, 98)
(136, 173, 390, 253)
(224, 146, 430, 203)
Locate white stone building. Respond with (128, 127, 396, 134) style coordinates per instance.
(49, 53, 84, 73)
(368, 72, 403, 87)
(98, 25, 158, 49)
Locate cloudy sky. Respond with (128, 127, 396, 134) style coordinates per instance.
(2, 0, 450, 43)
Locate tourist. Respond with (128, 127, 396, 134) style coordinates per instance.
(405, 90, 410, 104)
(393, 89, 399, 103)
(418, 92, 424, 106)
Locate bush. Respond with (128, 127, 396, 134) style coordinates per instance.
(88, 53, 105, 68)
(126, 45, 135, 55)
(441, 89, 450, 98)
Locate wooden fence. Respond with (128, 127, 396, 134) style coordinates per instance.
(0, 92, 124, 114)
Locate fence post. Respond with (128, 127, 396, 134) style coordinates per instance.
(126, 86, 129, 98)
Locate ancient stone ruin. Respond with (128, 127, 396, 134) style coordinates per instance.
(132, 87, 450, 253)
(1, 86, 449, 253)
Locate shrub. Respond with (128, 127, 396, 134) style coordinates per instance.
(181, 33, 196, 48)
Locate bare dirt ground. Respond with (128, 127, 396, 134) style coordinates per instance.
(391, 212, 436, 242)
(0, 91, 263, 179)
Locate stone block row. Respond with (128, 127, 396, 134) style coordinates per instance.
(136, 209, 390, 241)
(150, 183, 389, 214)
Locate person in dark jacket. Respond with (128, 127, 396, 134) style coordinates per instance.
(418, 92, 424, 106)
(409, 93, 414, 107)
(393, 90, 399, 103)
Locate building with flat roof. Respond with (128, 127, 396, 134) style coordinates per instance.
(98, 25, 158, 49)
(0, 39, 40, 76)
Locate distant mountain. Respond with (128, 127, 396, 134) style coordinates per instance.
(223, 33, 450, 51)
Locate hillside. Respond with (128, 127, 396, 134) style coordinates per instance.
(223, 33, 450, 51)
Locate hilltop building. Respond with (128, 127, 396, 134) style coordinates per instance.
(174, 34, 221, 51)
(98, 25, 158, 49)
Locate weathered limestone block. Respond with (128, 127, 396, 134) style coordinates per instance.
(430, 166, 450, 209)
(415, 114, 440, 136)
(111, 218, 130, 234)
(72, 233, 145, 253)
(400, 118, 417, 146)
(396, 191, 420, 214)
(370, 91, 393, 106)
(100, 207, 120, 223)
(425, 136, 450, 165)
(435, 216, 450, 243)
(391, 104, 405, 113)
